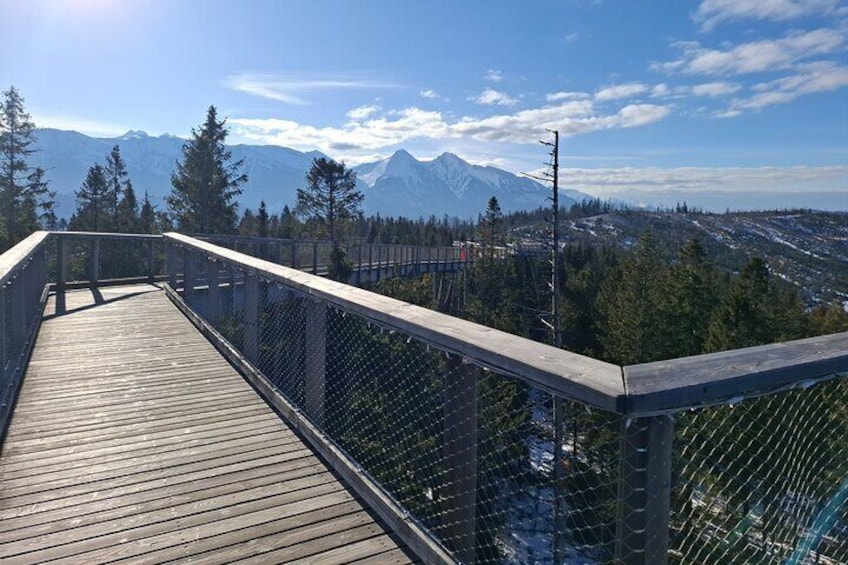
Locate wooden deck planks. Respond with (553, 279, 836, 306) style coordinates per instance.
(0, 284, 417, 564)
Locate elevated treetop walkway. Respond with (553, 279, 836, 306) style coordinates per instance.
(1, 231, 846, 565)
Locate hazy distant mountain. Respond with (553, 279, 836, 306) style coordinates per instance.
(31, 128, 327, 219)
(31, 129, 578, 220)
(353, 150, 574, 217)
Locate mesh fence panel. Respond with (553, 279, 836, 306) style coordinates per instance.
(670, 377, 848, 564)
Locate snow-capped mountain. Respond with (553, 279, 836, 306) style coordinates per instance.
(354, 150, 577, 217)
(31, 129, 582, 220)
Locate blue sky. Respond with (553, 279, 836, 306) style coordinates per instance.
(2, 0, 847, 202)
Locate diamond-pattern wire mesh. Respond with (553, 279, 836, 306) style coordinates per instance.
(670, 377, 848, 564)
(175, 248, 622, 564)
(171, 244, 847, 565)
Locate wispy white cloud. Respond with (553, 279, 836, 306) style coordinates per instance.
(225, 73, 402, 105)
(653, 28, 845, 76)
(484, 69, 504, 83)
(419, 89, 441, 99)
(595, 82, 650, 101)
(347, 105, 381, 120)
(546, 91, 591, 102)
(691, 81, 742, 96)
(469, 88, 519, 106)
(695, 0, 846, 31)
(564, 31, 580, 43)
(559, 164, 848, 195)
(230, 100, 671, 163)
(730, 61, 848, 110)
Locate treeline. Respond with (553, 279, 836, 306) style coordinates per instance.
(372, 233, 848, 365)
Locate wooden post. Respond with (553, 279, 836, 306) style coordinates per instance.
(304, 299, 326, 427)
(56, 236, 67, 314)
(89, 239, 100, 288)
(368, 244, 374, 282)
(443, 355, 478, 565)
(244, 272, 259, 364)
(356, 244, 363, 286)
(615, 415, 674, 565)
(0, 286, 6, 376)
(183, 249, 196, 302)
(147, 240, 156, 283)
(166, 243, 177, 290)
(207, 259, 221, 323)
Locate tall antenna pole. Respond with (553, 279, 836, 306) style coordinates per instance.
(551, 130, 561, 349)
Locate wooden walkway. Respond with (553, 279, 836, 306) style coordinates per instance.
(0, 285, 417, 564)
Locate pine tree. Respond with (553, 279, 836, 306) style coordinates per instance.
(596, 232, 670, 364)
(116, 180, 139, 233)
(238, 208, 257, 236)
(167, 106, 247, 233)
(71, 164, 109, 231)
(0, 86, 54, 248)
(257, 200, 269, 238)
(139, 191, 157, 234)
(296, 157, 363, 246)
(666, 239, 716, 356)
(104, 145, 129, 230)
(481, 196, 502, 260)
(706, 258, 773, 351)
(279, 205, 297, 239)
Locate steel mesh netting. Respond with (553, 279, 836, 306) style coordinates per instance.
(0, 241, 48, 430)
(669, 376, 848, 564)
(176, 249, 622, 564)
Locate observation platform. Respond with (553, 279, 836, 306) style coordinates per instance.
(0, 285, 417, 564)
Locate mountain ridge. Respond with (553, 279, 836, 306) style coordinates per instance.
(31, 128, 577, 220)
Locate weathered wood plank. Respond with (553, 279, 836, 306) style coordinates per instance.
(0, 284, 419, 564)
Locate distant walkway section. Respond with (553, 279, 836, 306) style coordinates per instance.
(0, 284, 416, 564)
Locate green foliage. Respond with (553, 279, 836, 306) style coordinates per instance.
(296, 157, 363, 244)
(596, 232, 672, 364)
(70, 164, 109, 231)
(167, 106, 247, 233)
(0, 86, 54, 250)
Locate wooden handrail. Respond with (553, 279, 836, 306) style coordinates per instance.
(165, 232, 626, 412)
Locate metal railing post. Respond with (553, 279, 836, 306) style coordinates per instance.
(615, 415, 674, 565)
(312, 242, 318, 275)
(0, 286, 6, 376)
(443, 355, 478, 564)
(244, 272, 259, 364)
(291, 241, 298, 269)
(304, 299, 326, 426)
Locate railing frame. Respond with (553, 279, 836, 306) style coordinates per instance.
(1, 230, 845, 565)
(163, 232, 848, 565)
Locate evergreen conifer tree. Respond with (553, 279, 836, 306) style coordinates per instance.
(296, 157, 362, 246)
(71, 164, 109, 231)
(116, 180, 139, 233)
(0, 86, 54, 248)
(139, 191, 157, 234)
(167, 106, 247, 233)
